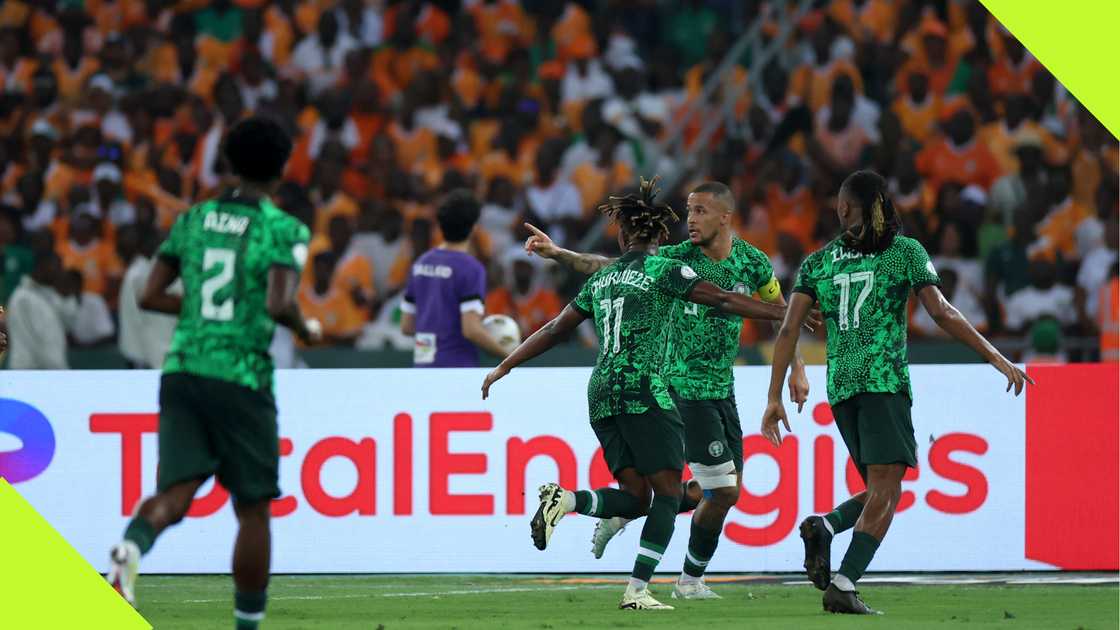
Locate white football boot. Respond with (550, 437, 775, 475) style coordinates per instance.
(619, 585, 674, 610)
(531, 483, 573, 550)
(591, 517, 631, 559)
(107, 541, 140, 607)
(672, 577, 722, 600)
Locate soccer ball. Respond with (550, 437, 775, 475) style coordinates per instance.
(483, 314, 521, 353)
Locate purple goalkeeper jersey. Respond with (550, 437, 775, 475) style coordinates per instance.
(401, 248, 486, 367)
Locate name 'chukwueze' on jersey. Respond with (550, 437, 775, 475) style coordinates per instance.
(793, 235, 940, 405)
(572, 252, 702, 421)
(658, 238, 778, 400)
(158, 194, 310, 393)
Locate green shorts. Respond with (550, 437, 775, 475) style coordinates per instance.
(832, 392, 917, 482)
(157, 372, 280, 504)
(674, 393, 744, 488)
(591, 405, 685, 477)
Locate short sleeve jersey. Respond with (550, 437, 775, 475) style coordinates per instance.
(571, 252, 702, 422)
(659, 238, 778, 400)
(401, 248, 487, 367)
(793, 235, 940, 405)
(158, 194, 310, 394)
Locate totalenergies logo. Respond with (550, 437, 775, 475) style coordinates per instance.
(0, 399, 55, 483)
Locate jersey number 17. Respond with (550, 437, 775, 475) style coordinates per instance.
(832, 271, 874, 331)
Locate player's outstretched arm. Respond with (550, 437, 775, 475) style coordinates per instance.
(139, 257, 183, 315)
(767, 291, 810, 411)
(523, 223, 614, 274)
(917, 285, 1033, 395)
(761, 291, 815, 446)
(482, 305, 586, 399)
(267, 266, 322, 344)
(686, 280, 823, 330)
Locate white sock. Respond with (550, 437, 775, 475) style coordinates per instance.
(832, 574, 856, 592)
(678, 573, 700, 585)
(627, 577, 648, 592)
(821, 517, 835, 537)
(561, 490, 576, 512)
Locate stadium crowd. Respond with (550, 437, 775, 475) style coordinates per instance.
(0, 0, 1116, 368)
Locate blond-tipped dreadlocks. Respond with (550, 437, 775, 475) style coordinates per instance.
(598, 175, 679, 246)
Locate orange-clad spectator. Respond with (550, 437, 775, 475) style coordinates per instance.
(386, 94, 437, 172)
(569, 126, 632, 215)
(812, 75, 872, 177)
(893, 71, 940, 143)
(980, 94, 1058, 175)
(485, 254, 562, 337)
(1029, 165, 1093, 262)
(309, 150, 359, 235)
(260, 3, 295, 65)
(766, 154, 819, 252)
(897, 18, 958, 96)
(321, 214, 376, 311)
(370, 17, 440, 102)
(829, 0, 897, 44)
(915, 100, 1002, 193)
(388, 217, 434, 291)
(551, 2, 592, 62)
(299, 250, 366, 344)
(52, 29, 99, 102)
(790, 24, 864, 113)
(987, 27, 1042, 97)
(56, 208, 121, 297)
(470, 0, 533, 64)
(383, 1, 451, 46)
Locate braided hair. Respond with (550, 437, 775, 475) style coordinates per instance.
(839, 170, 901, 254)
(599, 176, 679, 247)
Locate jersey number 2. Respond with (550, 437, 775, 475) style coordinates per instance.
(202, 248, 236, 321)
(598, 297, 625, 354)
(832, 271, 873, 331)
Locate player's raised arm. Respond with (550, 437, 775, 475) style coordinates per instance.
(481, 305, 586, 399)
(761, 291, 816, 445)
(686, 280, 823, 330)
(524, 223, 615, 274)
(917, 285, 1033, 395)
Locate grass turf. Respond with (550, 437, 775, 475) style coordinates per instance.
(134, 574, 1118, 629)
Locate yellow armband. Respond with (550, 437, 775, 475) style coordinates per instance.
(758, 276, 782, 302)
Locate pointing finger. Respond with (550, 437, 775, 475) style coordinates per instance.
(524, 223, 547, 238)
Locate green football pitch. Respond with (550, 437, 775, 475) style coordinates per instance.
(134, 574, 1118, 629)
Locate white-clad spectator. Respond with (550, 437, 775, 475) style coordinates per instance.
(1004, 260, 1076, 333)
(15, 167, 59, 232)
(236, 48, 278, 111)
(526, 142, 583, 246)
(7, 251, 76, 369)
(60, 268, 114, 345)
(118, 230, 177, 369)
(336, 0, 383, 47)
(561, 40, 615, 104)
(92, 163, 136, 226)
(912, 268, 987, 336)
(291, 11, 358, 96)
(1076, 216, 1119, 320)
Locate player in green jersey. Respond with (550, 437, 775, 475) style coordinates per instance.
(107, 117, 321, 629)
(763, 170, 1031, 615)
(522, 181, 811, 599)
(482, 177, 811, 610)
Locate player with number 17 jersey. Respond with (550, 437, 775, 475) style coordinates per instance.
(159, 194, 310, 394)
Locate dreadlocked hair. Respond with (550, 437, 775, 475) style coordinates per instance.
(839, 170, 901, 254)
(598, 175, 679, 246)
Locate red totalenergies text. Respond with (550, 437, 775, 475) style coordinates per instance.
(89, 403, 988, 547)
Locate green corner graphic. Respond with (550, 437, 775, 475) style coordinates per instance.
(982, 0, 1120, 139)
(0, 479, 150, 629)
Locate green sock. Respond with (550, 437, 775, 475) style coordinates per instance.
(631, 495, 678, 582)
(682, 520, 721, 578)
(575, 489, 644, 518)
(824, 497, 865, 536)
(123, 517, 156, 555)
(677, 481, 700, 513)
(837, 531, 881, 584)
(234, 591, 267, 630)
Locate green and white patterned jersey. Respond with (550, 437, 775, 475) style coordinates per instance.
(158, 193, 310, 393)
(572, 251, 702, 421)
(659, 238, 778, 400)
(793, 235, 940, 405)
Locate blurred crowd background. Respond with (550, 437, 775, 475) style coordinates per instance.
(0, 0, 1116, 369)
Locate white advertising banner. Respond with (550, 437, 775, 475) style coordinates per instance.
(0, 366, 1053, 573)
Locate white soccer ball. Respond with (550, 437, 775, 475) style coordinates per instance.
(483, 314, 521, 353)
